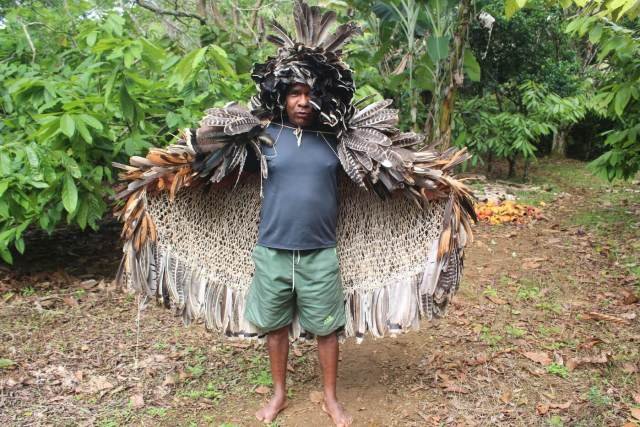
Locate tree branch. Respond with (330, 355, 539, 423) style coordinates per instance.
(21, 22, 36, 63)
(135, 0, 206, 25)
(249, 0, 264, 30)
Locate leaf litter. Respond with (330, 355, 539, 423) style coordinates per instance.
(1, 160, 639, 426)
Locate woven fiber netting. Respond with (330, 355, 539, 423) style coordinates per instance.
(145, 175, 445, 295)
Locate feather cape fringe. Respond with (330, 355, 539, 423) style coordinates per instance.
(113, 100, 476, 342)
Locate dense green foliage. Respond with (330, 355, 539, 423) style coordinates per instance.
(0, 2, 260, 262)
(454, 0, 592, 176)
(564, 8, 640, 180)
(507, 0, 640, 180)
(456, 81, 588, 177)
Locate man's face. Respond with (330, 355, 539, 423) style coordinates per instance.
(285, 83, 317, 127)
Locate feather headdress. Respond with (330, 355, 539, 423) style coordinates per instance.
(251, 0, 361, 130)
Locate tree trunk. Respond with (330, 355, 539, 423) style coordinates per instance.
(486, 151, 494, 175)
(423, 0, 472, 148)
(208, 1, 226, 28)
(551, 127, 569, 157)
(507, 156, 516, 178)
(523, 158, 530, 181)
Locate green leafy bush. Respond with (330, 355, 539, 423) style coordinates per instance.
(0, 4, 257, 261)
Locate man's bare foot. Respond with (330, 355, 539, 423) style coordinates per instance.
(255, 394, 288, 423)
(321, 398, 352, 427)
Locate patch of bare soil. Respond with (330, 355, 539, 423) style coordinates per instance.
(1, 160, 639, 426)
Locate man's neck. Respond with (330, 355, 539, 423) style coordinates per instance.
(276, 117, 323, 132)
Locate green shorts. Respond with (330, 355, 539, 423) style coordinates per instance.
(244, 245, 346, 337)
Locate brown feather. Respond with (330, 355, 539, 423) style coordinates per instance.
(147, 212, 157, 242)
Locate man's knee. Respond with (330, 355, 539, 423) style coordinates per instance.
(267, 325, 290, 341)
(316, 330, 338, 344)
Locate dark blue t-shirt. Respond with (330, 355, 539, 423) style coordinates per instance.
(245, 122, 340, 250)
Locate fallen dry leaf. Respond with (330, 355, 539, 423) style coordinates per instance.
(78, 375, 114, 394)
(549, 401, 571, 410)
(138, 354, 168, 371)
(485, 295, 508, 305)
(620, 311, 637, 320)
(293, 347, 303, 357)
(578, 337, 603, 350)
(522, 351, 552, 366)
(63, 296, 78, 307)
(622, 363, 638, 374)
(178, 369, 190, 381)
(443, 381, 469, 394)
(254, 385, 270, 395)
(536, 404, 549, 415)
(566, 352, 610, 371)
(536, 401, 571, 416)
(631, 407, 640, 421)
(130, 393, 144, 409)
(584, 311, 630, 325)
(620, 289, 639, 305)
(522, 261, 541, 270)
(309, 390, 323, 404)
(466, 353, 488, 366)
(632, 392, 640, 404)
(500, 390, 512, 404)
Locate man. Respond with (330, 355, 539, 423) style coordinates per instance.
(242, 82, 351, 426)
(114, 3, 474, 426)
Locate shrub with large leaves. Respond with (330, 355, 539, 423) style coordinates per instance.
(0, 5, 255, 262)
(455, 81, 587, 177)
(507, 0, 640, 180)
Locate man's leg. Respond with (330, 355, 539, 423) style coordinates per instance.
(255, 325, 290, 422)
(318, 332, 352, 427)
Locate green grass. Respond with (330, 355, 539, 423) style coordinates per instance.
(482, 286, 498, 298)
(145, 407, 167, 417)
(570, 204, 635, 231)
(480, 325, 503, 346)
(505, 324, 527, 338)
(516, 281, 541, 301)
(547, 363, 569, 378)
(153, 341, 168, 350)
(247, 355, 273, 386)
(538, 325, 562, 337)
(536, 301, 563, 315)
(528, 159, 608, 191)
(547, 415, 564, 427)
(514, 188, 558, 206)
(586, 386, 613, 407)
(179, 383, 222, 401)
(249, 368, 273, 386)
(0, 358, 16, 369)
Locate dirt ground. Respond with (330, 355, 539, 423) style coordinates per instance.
(1, 159, 639, 426)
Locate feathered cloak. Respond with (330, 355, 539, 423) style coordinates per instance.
(113, 101, 476, 342)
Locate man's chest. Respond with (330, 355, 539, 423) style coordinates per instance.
(263, 127, 340, 177)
